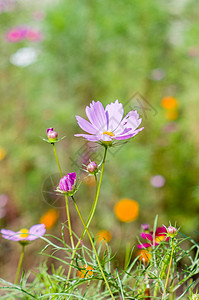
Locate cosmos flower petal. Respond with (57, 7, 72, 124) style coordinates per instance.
(74, 133, 101, 141)
(114, 111, 142, 136)
(85, 101, 107, 131)
(141, 232, 153, 241)
(28, 224, 46, 241)
(105, 99, 124, 132)
(137, 243, 151, 249)
(114, 127, 144, 140)
(75, 116, 97, 134)
(155, 226, 167, 235)
(1, 229, 20, 241)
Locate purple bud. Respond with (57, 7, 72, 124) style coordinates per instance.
(47, 128, 58, 141)
(59, 172, 76, 195)
(142, 224, 149, 231)
(87, 161, 98, 174)
(167, 226, 177, 238)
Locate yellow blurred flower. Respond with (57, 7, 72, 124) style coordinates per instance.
(77, 264, 93, 278)
(161, 96, 178, 110)
(0, 147, 6, 160)
(96, 230, 112, 244)
(137, 249, 151, 264)
(114, 198, 139, 223)
(165, 109, 178, 121)
(40, 209, 59, 230)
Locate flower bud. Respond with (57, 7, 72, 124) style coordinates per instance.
(142, 223, 149, 231)
(167, 226, 177, 238)
(58, 172, 76, 196)
(87, 161, 98, 174)
(47, 128, 58, 142)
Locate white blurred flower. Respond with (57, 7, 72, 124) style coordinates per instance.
(10, 47, 38, 67)
(150, 68, 165, 81)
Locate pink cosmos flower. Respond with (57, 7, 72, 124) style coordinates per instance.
(75, 100, 144, 142)
(1, 224, 46, 242)
(137, 226, 169, 249)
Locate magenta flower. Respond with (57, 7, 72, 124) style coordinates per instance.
(1, 224, 46, 243)
(58, 172, 76, 196)
(75, 100, 144, 143)
(137, 226, 169, 249)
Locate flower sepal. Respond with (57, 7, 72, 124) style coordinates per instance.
(42, 136, 66, 144)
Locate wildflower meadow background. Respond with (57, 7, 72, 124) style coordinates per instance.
(0, 0, 199, 299)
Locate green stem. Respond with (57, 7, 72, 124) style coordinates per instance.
(66, 147, 107, 287)
(71, 196, 115, 300)
(52, 143, 74, 249)
(52, 143, 63, 177)
(162, 239, 174, 300)
(14, 245, 25, 284)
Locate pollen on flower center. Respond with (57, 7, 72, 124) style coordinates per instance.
(155, 235, 166, 244)
(19, 228, 29, 239)
(103, 131, 114, 137)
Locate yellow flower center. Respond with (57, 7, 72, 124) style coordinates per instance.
(155, 235, 166, 244)
(19, 228, 29, 239)
(103, 131, 114, 137)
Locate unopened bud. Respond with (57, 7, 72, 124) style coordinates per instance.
(47, 128, 58, 142)
(142, 224, 149, 231)
(87, 161, 98, 174)
(167, 226, 177, 238)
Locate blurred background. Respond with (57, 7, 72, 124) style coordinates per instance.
(0, 0, 199, 281)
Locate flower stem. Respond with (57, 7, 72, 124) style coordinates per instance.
(52, 143, 63, 177)
(52, 143, 74, 249)
(14, 245, 25, 284)
(162, 238, 174, 299)
(71, 195, 115, 300)
(66, 147, 107, 287)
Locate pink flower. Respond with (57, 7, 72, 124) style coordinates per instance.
(75, 100, 144, 143)
(5, 27, 42, 43)
(26, 29, 42, 42)
(1, 224, 46, 243)
(5, 27, 27, 42)
(137, 226, 169, 249)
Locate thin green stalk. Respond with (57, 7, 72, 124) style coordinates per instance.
(162, 239, 174, 299)
(72, 196, 115, 300)
(14, 245, 25, 284)
(52, 143, 63, 177)
(66, 147, 107, 287)
(52, 143, 74, 249)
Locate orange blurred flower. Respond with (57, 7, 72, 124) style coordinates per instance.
(161, 96, 178, 110)
(165, 109, 178, 121)
(137, 249, 151, 264)
(96, 230, 112, 244)
(77, 264, 93, 278)
(114, 198, 139, 223)
(82, 175, 96, 187)
(40, 209, 59, 230)
(0, 147, 6, 160)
